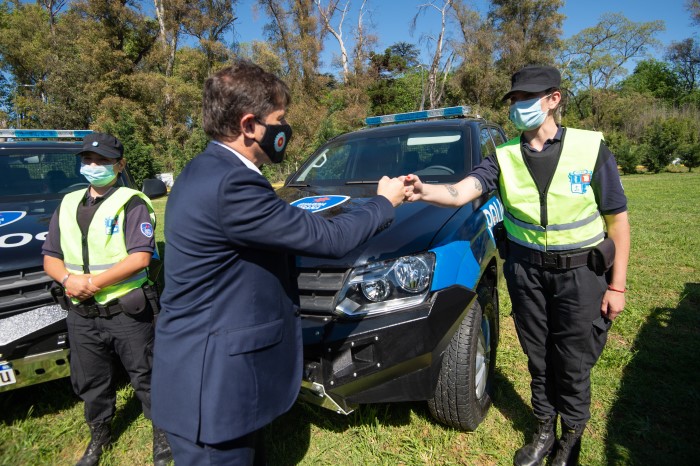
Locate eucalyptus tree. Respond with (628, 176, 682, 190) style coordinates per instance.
(487, 0, 564, 76)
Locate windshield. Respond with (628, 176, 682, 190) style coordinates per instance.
(0, 152, 123, 199)
(292, 129, 469, 185)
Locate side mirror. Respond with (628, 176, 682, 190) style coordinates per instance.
(142, 178, 168, 199)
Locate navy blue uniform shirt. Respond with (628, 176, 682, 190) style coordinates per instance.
(470, 126, 627, 215)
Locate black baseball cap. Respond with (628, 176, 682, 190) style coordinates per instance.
(77, 132, 124, 159)
(502, 65, 561, 101)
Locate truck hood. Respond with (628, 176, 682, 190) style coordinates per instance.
(277, 185, 460, 268)
(0, 198, 59, 272)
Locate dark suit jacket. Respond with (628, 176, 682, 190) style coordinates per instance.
(152, 142, 394, 444)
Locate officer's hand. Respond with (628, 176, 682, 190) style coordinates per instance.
(65, 274, 99, 302)
(378, 176, 405, 207)
(403, 174, 424, 202)
(601, 289, 625, 321)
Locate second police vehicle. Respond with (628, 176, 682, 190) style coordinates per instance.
(0, 130, 166, 393)
(279, 106, 507, 430)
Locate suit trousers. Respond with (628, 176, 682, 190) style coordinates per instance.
(67, 309, 154, 424)
(503, 257, 610, 427)
(166, 429, 266, 466)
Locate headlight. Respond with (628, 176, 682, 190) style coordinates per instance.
(335, 253, 435, 318)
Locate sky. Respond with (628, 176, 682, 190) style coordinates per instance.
(231, 0, 698, 76)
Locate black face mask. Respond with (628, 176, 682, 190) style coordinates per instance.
(255, 119, 293, 164)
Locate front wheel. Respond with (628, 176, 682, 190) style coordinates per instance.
(428, 298, 496, 431)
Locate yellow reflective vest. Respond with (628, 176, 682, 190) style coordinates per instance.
(496, 128, 605, 252)
(58, 187, 156, 304)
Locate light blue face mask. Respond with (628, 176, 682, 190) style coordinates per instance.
(80, 162, 118, 187)
(509, 94, 551, 131)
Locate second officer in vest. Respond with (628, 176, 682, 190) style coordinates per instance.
(42, 132, 171, 466)
(404, 66, 630, 466)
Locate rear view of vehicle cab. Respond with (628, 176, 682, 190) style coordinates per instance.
(277, 107, 507, 430)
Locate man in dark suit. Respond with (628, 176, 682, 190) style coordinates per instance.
(151, 60, 405, 465)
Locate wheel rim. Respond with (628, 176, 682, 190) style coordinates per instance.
(475, 316, 491, 399)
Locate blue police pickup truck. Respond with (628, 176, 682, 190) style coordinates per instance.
(278, 107, 507, 430)
(0, 130, 166, 392)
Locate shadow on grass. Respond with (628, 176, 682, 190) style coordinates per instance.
(265, 367, 532, 464)
(265, 399, 420, 465)
(0, 358, 145, 445)
(0, 377, 77, 425)
(605, 282, 700, 465)
(491, 367, 534, 437)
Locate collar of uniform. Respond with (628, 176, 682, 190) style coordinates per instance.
(212, 140, 262, 175)
(521, 125, 563, 152)
(84, 185, 118, 206)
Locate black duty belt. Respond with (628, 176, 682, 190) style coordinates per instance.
(70, 300, 124, 318)
(508, 241, 590, 270)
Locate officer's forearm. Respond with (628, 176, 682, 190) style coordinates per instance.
(604, 211, 630, 289)
(89, 252, 152, 289)
(422, 176, 483, 207)
(43, 255, 69, 283)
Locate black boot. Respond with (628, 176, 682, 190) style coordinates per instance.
(513, 416, 556, 466)
(153, 425, 173, 466)
(76, 422, 111, 466)
(551, 423, 584, 466)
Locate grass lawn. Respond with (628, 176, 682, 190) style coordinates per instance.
(1, 172, 698, 465)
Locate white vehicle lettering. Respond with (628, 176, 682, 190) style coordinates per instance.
(0, 232, 47, 248)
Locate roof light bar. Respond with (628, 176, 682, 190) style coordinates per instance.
(365, 106, 472, 126)
(0, 129, 93, 139)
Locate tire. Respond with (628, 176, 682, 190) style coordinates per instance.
(428, 296, 497, 431)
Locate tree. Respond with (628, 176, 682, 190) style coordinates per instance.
(666, 38, 700, 93)
(560, 13, 664, 126)
(180, 0, 238, 73)
(679, 142, 700, 172)
(452, 0, 504, 109)
(315, 0, 350, 82)
(605, 131, 640, 174)
(640, 117, 694, 172)
(351, 0, 374, 76)
(688, 0, 700, 26)
(153, 0, 189, 78)
(488, 0, 564, 75)
(258, 0, 322, 94)
(38, 0, 68, 34)
(618, 59, 682, 101)
(390, 42, 419, 68)
(412, 0, 455, 109)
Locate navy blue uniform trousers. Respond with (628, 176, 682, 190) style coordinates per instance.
(504, 257, 610, 427)
(67, 310, 154, 424)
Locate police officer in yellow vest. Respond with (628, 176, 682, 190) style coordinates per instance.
(42, 133, 171, 466)
(404, 66, 630, 466)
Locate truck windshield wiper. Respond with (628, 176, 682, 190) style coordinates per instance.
(287, 182, 311, 187)
(345, 180, 379, 185)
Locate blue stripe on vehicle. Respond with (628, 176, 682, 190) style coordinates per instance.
(430, 241, 481, 291)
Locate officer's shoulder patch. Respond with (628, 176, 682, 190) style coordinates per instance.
(140, 222, 154, 238)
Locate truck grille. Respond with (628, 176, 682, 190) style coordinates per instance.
(297, 268, 349, 314)
(0, 267, 54, 317)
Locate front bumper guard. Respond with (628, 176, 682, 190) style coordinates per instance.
(0, 347, 71, 392)
(299, 380, 356, 415)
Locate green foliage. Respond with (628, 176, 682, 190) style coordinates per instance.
(98, 108, 156, 189)
(488, 0, 565, 74)
(0, 1, 696, 185)
(640, 116, 699, 172)
(619, 59, 682, 101)
(605, 131, 640, 174)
